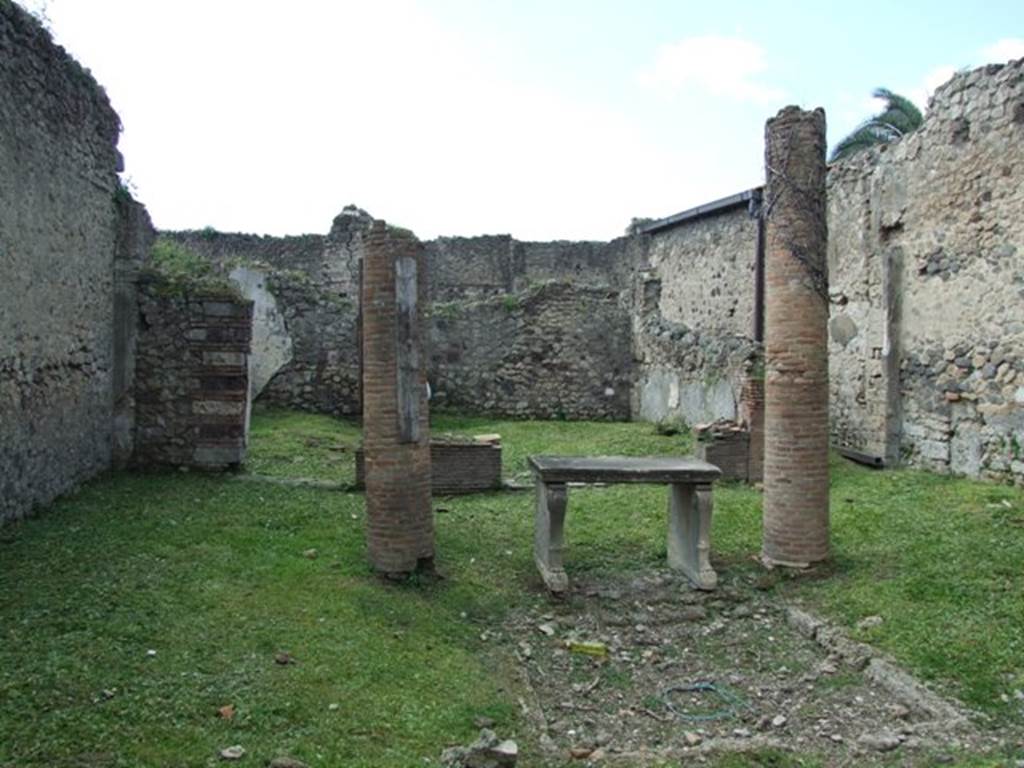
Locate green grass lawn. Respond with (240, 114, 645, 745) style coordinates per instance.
(1, 408, 1021, 766)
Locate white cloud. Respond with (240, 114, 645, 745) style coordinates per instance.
(981, 38, 1024, 63)
(637, 35, 785, 105)
(908, 65, 957, 111)
(906, 38, 1023, 110)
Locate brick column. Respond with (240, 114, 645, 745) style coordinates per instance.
(361, 221, 434, 576)
(740, 372, 765, 483)
(762, 106, 830, 567)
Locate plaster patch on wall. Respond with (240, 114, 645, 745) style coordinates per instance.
(230, 266, 293, 397)
(638, 368, 736, 425)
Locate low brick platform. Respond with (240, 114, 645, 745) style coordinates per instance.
(695, 420, 751, 482)
(355, 438, 502, 495)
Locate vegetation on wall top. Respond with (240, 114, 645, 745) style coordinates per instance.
(142, 237, 240, 298)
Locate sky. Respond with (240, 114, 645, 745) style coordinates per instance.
(18, 0, 1024, 241)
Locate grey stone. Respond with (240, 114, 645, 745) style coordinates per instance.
(829, 314, 859, 347)
(865, 659, 965, 723)
(786, 607, 824, 639)
(440, 729, 517, 768)
(857, 730, 902, 752)
(856, 615, 883, 630)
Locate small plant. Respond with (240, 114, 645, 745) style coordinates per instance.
(429, 302, 462, 321)
(113, 175, 138, 206)
(654, 418, 688, 437)
(386, 224, 415, 239)
(143, 237, 238, 297)
(501, 294, 520, 312)
(149, 237, 213, 279)
(199, 225, 220, 241)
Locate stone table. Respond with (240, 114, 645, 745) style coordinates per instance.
(527, 455, 722, 593)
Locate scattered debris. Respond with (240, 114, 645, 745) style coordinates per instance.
(302, 548, 318, 560)
(440, 729, 517, 767)
(274, 652, 295, 666)
(217, 704, 235, 720)
(219, 745, 245, 760)
(856, 615, 884, 631)
(496, 569, 1000, 761)
(858, 729, 902, 752)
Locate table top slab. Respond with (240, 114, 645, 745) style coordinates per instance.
(528, 455, 721, 484)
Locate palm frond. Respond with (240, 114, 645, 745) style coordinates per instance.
(872, 88, 924, 129)
(830, 87, 924, 162)
(830, 125, 887, 161)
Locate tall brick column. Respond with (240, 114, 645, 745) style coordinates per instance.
(740, 373, 765, 483)
(762, 106, 830, 567)
(362, 221, 434, 576)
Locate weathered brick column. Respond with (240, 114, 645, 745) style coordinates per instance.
(762, 106, 830, 567)
(740, 372, 765, 483)
(362, 221, 434, 576)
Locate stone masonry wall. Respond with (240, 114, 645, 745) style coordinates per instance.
(429, 281, 633, 420)
(0, 2, 125, 522)
(633, 205, 761, 426)
(164, 220, 640, 421)
(166, 207, 368, 415)
(112, 195, 157, 466)
(828, 58, 1024, 482)
(134, 280, 253, 468)
(424, 234, 637, 301)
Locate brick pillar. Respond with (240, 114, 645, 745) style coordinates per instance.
(740, 372, 765, 483)
(761, 106, 830, 567)
(361, 221, 434, 576)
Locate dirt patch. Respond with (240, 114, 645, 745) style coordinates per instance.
(499, 568, 1011, 766)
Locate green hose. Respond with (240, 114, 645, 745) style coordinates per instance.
(660, 681, 748, 722)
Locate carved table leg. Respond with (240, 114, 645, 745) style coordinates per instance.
(534, 480, 569, 593)
(667, 482, 717, 590)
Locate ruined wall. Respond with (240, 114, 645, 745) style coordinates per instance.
(166, 207, 367, 415)
(164, 221, 639, 421)
(134, 280, 253, 468)
(828, 59, 1024, 482)
(0, 2, 124, 521)
(424, 234, 636, 301)
(633, 205, 760, 425)
(112, 196, 156, 466)
(429, 281, 632, 420)
(145, 59, 1022, 486)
